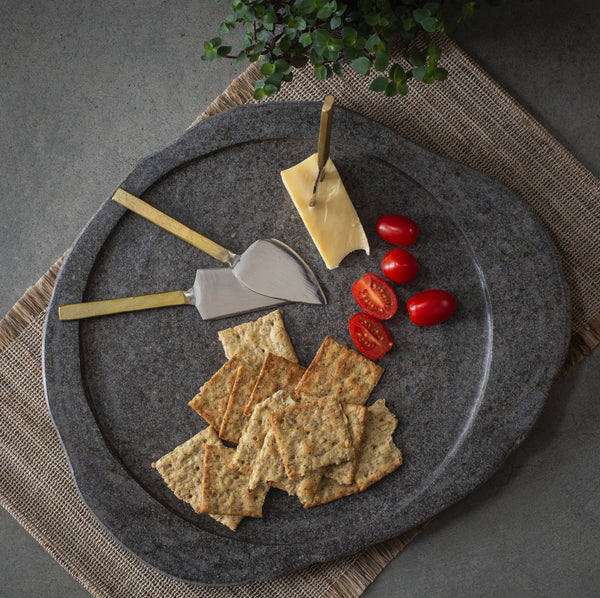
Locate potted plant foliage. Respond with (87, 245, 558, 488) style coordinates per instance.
(202, 0, 505, 99)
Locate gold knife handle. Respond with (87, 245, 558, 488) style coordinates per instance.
(58, 290, 191, 321)
(317, 95, 335, 170)
(112, 188, 237, 266)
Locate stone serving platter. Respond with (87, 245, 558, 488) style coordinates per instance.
(43, 102, 570, 586)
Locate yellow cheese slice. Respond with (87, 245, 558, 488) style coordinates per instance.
(281, 153, 369, 269)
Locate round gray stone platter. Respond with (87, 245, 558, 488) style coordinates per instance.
(43, 102, 570, 585)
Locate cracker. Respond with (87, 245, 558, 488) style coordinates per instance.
(151, 427, 243, 530)
(244, 353, 305, 416)
(323, 403, 367, 485)
(270, 396, 354, 479)
(229, 389, 295, 475)
(248, 428, 322, 505)
(219, 362, 258, 445)
(200, 444, 268, 517)
(218, 310, 298, 368)
(354, 399, 403, 492)
(188, 354, 243, 431)
(303, 476, 359, 508)
(295, 336, 384, 405)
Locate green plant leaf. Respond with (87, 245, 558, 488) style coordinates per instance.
(420, 16, 438, 32)
(300, 32, 312, 47)
(397, 80, 409, 95)
(253, 87, 267, 100)
(217, 45, 232, 57)
(385, 80, 398, 97)
(343, 46, 362, 60)
(408, 47, 426, 66)
(341, 26, 357, 44)
(314, 64, 328, 81)
(332, 61, 344, 77)
(428, 41, 441, 63)
(434, 67, 448, 81)
(312, 29, 330, 47)
(369, 76, 388, 92)
(374, 51, 389, 72)
(365, 33, 380, 53)
(260, 62, 275, 76)
(297, 0, 316, 14)
(330, 15, 342, 29)
(351, 56, 371, 75)
(389, 63, 406, 82)
(411, 65, 428, 81)
(274, 59, 292, 74)
(201, 48, 217, 61)
(262, 10, 277, 29)
(310, 48, 325, 65)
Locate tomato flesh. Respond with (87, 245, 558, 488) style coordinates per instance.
(349, 313, 393, 360)
(407, 289, 456, 326)
(376, 214, 419, 246)
(351, 273, 398, 320)
(382, 248, 419, 284)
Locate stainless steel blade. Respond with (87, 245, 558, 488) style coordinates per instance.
(232, 239, 327, 305)
(192, 267, 287, 319)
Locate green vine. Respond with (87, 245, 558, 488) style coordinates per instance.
(203, 0, 505, 99)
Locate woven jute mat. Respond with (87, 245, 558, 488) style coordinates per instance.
(2, 33, 600, 597)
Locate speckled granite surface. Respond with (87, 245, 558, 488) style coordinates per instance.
(43, 102, 570, 585)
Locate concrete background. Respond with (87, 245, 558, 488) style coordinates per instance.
(1, 0, 599, 596)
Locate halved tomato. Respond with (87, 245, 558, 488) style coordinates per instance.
(349, 313, 393, 360)
(351, 273, 398, 320)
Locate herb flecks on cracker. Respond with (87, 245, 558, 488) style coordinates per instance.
(295, 336, 384, 405)
(151, 427, 243, 530)
(271, 396, 354, 479)
(188, 354, 243, 431)
(244, 353, 305, 416)
(230, 389, 295, 475)
(200, 444, 269, 518)
(218, 310, 298, 368)
(354, 399, 403, 492)
(219, 362, 257, 445)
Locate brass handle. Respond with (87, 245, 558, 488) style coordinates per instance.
(317, 95, 335, 171)
(112, 188, 236, 266)
(59, 290, 191, 321)
(311, 95, 335, 207)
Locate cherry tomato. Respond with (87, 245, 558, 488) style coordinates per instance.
(382, 248, 419, 284)
(351, 273, 398, 320)
(349, 313, 393, 360)
(407, 290, 456, 326)
(376, 214, 419, 246)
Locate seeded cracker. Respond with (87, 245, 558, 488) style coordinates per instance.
(188, 354, 243, 431)
(295, 336, 384, 405)
(305, 399, 402, 507)
(151, 427, 243, 531)
(248, 428, 322, 506)
(271, 396, 354, 479)
(219, 361, 257, 445)
(200, 444, 268, 517)
(229, 389, 295, 475)
(244, 353, 306, 416)
(323, 403, 367, 485)
(354, 399, 403, 492)
(218, 310, 298, 369)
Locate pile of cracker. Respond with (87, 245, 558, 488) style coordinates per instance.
(152, 310, 402, 531)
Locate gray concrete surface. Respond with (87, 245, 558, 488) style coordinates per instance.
(1, 0, 599, 596)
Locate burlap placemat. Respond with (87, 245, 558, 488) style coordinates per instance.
(2, 33, 600, 597)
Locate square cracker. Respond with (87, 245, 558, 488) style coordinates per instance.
(270, 396, 354, 479)
(219, 361, 258, 445)
(323, 403, 367, 486)
(200, 444, 269, 517)
(295, 336, 384, 405)
(248, 428, 322, 506)
(244, 353, 305, 416)
(218, 310, 298, 369)
(305, 399, 402, 507)
(354, 399, 403, 492)
(151, 427, 243, 530)
(229, 389, 295, 475)
(188, 354, 243, 431)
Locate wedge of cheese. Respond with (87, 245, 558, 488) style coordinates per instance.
(281, 153, 369, 269)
